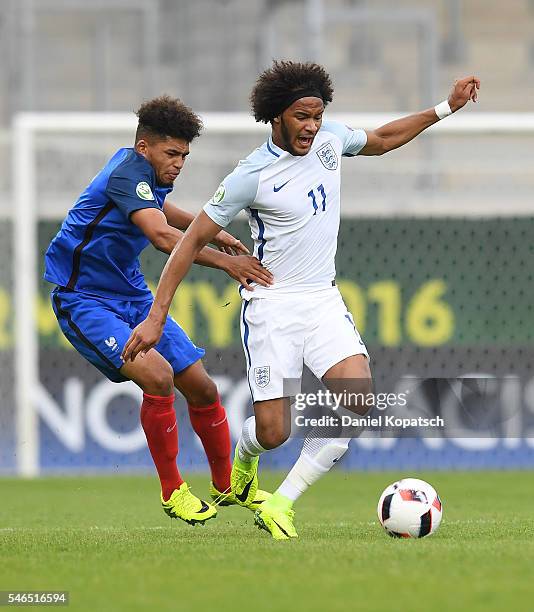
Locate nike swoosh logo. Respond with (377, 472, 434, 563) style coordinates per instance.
(273, 180, 291, 192)
(198, 500, 210, 513)
(166, 422, 177, 433)
(272, 518, 290, 538)
(236, 478, 253, 503)
(211, 416, 227, 428)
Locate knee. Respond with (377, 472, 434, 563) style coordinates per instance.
(182, 377, 219, 407)
(144, 363, 174, 396)
(353, 377, 374, 415)
(358, 376, 373, 398)
(256, 423, 290, 450)
(337, 376, 373, 416)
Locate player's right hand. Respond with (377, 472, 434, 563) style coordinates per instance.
(223, 254, 273, 290)
(121, 317, 164, 362)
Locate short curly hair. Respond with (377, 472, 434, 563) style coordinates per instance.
(250, 60, 334, 123)
(135, 95, 203, 143)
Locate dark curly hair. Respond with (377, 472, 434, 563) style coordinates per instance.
(134, 95, 203, 143)
(250, 60, 334, 123)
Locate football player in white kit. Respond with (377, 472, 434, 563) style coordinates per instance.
(123, 61, 480, 539)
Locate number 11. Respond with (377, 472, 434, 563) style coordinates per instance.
(308, 183, 327, 215)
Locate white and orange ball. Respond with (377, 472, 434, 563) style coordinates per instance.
(377, 478, 442, 538)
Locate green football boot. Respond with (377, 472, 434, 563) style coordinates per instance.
(161, 482, 217, 525)
(230, 447, 259, 507)
(210, 481, 271, 511)
(254, 493, 298, 540)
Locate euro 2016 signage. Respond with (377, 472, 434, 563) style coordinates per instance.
(36, 346, 534, 472)
(37, 349, 252, 471)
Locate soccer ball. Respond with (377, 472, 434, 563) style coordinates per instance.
(377, 478, 442, 538)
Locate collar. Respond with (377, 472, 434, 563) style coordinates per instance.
(266, 136, 285, 158)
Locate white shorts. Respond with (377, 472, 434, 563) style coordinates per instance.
(240, 286, 369, 402)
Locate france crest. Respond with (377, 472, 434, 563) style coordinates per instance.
(316, 142, 338, 170)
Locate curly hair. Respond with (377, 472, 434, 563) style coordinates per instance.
(250, 60, 334, 123)
(135, 95, 203, 143)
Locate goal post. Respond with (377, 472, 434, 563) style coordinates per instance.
(11, 111, 534, 476)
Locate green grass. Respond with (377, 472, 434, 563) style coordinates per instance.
(1, 472, 533, 611)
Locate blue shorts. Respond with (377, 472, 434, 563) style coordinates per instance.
(51, 287, 205, 383)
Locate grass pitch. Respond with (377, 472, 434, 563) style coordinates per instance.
(1, 471, 533, 611)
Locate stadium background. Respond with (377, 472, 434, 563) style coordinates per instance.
(1, 0, 533, 477)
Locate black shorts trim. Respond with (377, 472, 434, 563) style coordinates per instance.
(66, 202, 115, 290)
(53, 292, 120, 373)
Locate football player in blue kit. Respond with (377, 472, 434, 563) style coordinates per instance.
(44, 95, 272, 525)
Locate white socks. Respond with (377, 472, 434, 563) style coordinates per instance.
(236, 417, 352, 506)
(236, 416, 267, 463)
(276, 436, 351, 502)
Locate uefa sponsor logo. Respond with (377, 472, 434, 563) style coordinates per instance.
(135, 181, 155, 200)
(212, 183, 226, 203)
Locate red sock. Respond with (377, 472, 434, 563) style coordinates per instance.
(188, 396, 231, 492)
(141, 393, 183, 501)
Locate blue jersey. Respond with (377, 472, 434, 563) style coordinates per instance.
(44, 148, 172, 300)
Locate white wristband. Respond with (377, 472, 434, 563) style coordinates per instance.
(434, 100, 452, 120)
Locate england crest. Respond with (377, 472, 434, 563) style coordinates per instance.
(316, 142, 338, 170)
(254, 366, 270, 388)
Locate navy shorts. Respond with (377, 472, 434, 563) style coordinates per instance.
(51, 287, 205, 383)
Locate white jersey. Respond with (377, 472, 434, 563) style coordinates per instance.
(203, 120, 367, 299)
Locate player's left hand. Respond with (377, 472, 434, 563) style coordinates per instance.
(448, 75, 480, 112)
(212, 230, 249, 256)
(223, 254, 273, 290)
(121, 316, 164, 362)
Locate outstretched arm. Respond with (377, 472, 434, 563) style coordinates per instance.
(360, 75, 480, 156)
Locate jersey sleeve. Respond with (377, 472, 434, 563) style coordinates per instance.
(321, 120, 368, 157)
(106, 167, 160, 219)
(203, 162, 260, 227)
